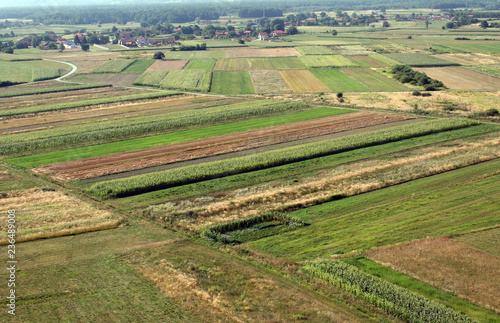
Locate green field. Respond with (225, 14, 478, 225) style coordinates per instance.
(184, 59, 216, 70)
(249, 158, 500, 260)
(342, 68, 410, 91)
(214, 57, 306, 70)
(160, 69, 212, 91)
(165, 50, 226, 59)
(310, 69, 370, 92)
(91, 59, 136, 73)
(384, 53, 459, 67)
(0, 60, 61, 83)
(296, 46, 336, 55)
(121, 59, 155, 73)
(132, 71, 169, 86)
(210, 71, 255, 94)
(299, 55, 356, 68)
(465, 64, 500, 78)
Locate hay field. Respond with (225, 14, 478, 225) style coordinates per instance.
(226, 47, 301, 58)
(279, 70, 330, 92)
(146, 60, 188, 71)
(250, 70, 291, 93)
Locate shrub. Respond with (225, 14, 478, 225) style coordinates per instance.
(421, 92, 432, 97)
(336, 92, 343, 98)
(153, 51, 165, 59)
(485, 108, 499, 116)
(412, 90, 422, 96)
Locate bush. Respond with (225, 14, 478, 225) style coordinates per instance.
(336, 92, 343, 98)
(421, 92, 432, 97)
(485, 108, 499, 116)
(412, 90, 422, 96)
(153, 51, 165, 59)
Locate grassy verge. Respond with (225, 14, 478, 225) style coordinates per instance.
(0, 84, 112, 98)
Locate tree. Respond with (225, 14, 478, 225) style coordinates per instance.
(382, 21, 390, 27)
(59, 43, 65, 51)
(480, 20, 489, 28)
(153, 51, 165, 59)
(3, 47, 13, 54)
(81, 43, 90, 51)
(287, 26, 298, 35)
(331, 29, 338, 36)
(446, 22, 455, 29)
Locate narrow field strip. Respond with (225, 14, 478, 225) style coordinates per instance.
(342, 68, 409, 91)
(0, 84, 111, 98)
(310, 69, 370, 92)
(39, 112, 400, 181)
(0, 91, 179, 117)
(279, 70, 330, 93)
(89, 119, 477, 199)
(4, 101, 309, 163)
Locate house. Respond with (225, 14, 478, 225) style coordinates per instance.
(215, 31, 228, 38)
(55, 38, 67, 44)
(74, 32, 85, 42)
(136, 36, 149, 47)
(258, 32, 269, 40)
(63, 40, 78, 49)
(271, 30, 287, 37)
(147, 37, 176, 46)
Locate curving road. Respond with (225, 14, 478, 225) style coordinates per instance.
(42, 58, 79, 83)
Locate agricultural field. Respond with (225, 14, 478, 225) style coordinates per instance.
(2, 7, 500, 322)
(279, 70, 330, 92)
(159, 69, 212, 91)
(210, 71, 254, 94)
(414, 66, 500, 90)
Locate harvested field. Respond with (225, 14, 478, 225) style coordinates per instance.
(299, 55, 356, 68)
(146, 60, 188, 71)
(61, 60, 108, 73)
(328, 45, 373, 56)
(215, 57, 306, 70)
(226, 47, 301, 58)
(0, 87, 140, 111)
(35, 112, 409, 181)
(67, 73, 140, 86)
(0, 96, 227, 133)
(349, 55, 390, 67)
(435, 53, 500, 65)
(250, 70, 291, 94)
(366, 236, 500, 313)
(296, 46, 335, 55)
(0, 188, 120, 243)
(279, 70, 330, 92)
(414, 66, 500, 90)
(165, 50, 226, 60)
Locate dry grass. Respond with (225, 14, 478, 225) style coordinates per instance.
(414, 67, 500, 90)
(366, 236, 500, 313)
(148, 137, 500, 233)
(250, 70, 292, 94)
(226, 47, 301, 58)
(279, 70, 330, 93)
(0, 188, 120, 243)
(146, 60, 188, 71)
(435, 53, 500, 65)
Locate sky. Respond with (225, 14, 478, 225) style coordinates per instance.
(0, 0, 172, 7)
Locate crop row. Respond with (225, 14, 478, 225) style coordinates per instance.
(90, 119, 477, 198)
(299, 55, 356, 68)
(199, 211, 306, 243)
(132, 71, 169, 87)
(0, 91, 178, 117)
(303, 260, 475, 323)
(160, 70, 212, 92)
(2, 101, 308, 155)
(32, 68, 61, 82)
(0, 84, 112, 98)
(91, 59, 136, 73)
(384, 54, 460, 67)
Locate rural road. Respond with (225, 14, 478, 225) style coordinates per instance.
(42, 58, 78, 82)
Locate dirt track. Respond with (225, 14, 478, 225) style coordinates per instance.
(34, 112, 413, 181)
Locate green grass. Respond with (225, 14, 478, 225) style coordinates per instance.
(310, 69, 370, 92)
(343, 257, 500, 323)
(121, 59, 155, 74)
(112, 124, 499, 210)
(160, 69, 212, 92)
(0, 60, 59, 82)
(342, 68, 409, 91)
(249, 158, 500, 260)
(31, 67, 60, 81)
(132, 71, 169, 87)
(441, 42, 500, 54)
(165, 50, 226, 59)
(464, 65, 500, 78)
(214, 57, 306, 70)
(0, 53, 41, 61)
(89, 119, 476, 198)
(91, 59, 136, 73)
(295, 46, 335, 55)
(7, 107, 342, 168)
(210, 71, 255, 94)
(299, 55, 356, 68)
(184, 59, 216, 70)
(0, 84, 111, 98)
(384, 53, 459, 67)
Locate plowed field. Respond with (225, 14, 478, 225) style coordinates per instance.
(34, 112, 410, 181)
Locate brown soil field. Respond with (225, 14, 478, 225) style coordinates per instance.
(227, 47, 301, 58)
(146, 60, 188, 71)
(250, 70, 292, 94)
(0, 87, 140, 110)
(0, 188, 120, 243)
(435, 53, 500, 65)
(366, 236, 500, 313)
(0, 96, 230, 134)
(67, 73, 140, 86)
(349, 55, 388, 67)
(279, 70, 330, 93)
(414, 66, 500, 90)
(34, 112, 410, 181)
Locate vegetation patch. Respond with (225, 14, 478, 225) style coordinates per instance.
(184, 59, 216, 70)
(384, 53, 459, 67)
(299, 55, 355, 68)
(310, 69, 369, 92)
(121, 59, 155, 73)
(91, 59, 136, 73)
(165, 50, 226, 59)
(160, 69, 212, 92)
(390, 65, 445, 90)
(342, 68, 409, 91)
(304, 259, 475, 323)
(210, 71, 254, 94)
(295, 46, 335, 55)
(250, 70, 291, 93)
(132, 71, 169, 87)
(464, 64, 500, 79)
(279, 70, 330, 92)
(0, 84, 111, 98)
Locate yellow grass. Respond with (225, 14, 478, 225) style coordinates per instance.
(0, 188, 120, 243)
(366, 236, 500, 313)
(279, 70, 330, 93)
(226, 47, 301, 58)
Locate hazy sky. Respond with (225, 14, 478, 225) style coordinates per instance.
(0, 0, 163, 7)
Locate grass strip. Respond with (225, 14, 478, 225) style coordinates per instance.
(0, 91, 179, 117)
(344, 257, 500, 323)
(0, 84, 112, 98)
(90, 119, 477, 198)
(304, 260, 476, 323)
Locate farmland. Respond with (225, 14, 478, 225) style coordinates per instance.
(1, 4, 500, 321)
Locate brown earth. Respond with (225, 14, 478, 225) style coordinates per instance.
(227, 47, 302, 58)
(33, 112, 410, 181)
(146, 60, 188, 71)
(366, 236, 500, 313)
(414, 66, 500, 90)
